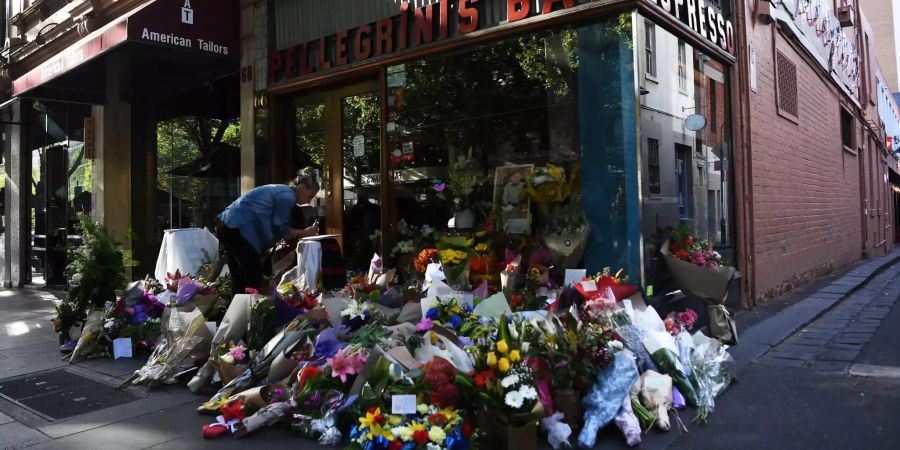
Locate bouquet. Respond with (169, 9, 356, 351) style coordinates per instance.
(423, 296, 477, 335)
(215, 343, 251, 385)
(341, 299, 381, 332)
(668, 226, 726, 267)
(593, 268, 639, 301)
(247, 296, 275, 351)
(348, 404, 476, 450)
(664, 309, 699, 336)
(468, 317, 540, 426)
(662, 227, 738, 344)
(276, 280, 321, 313)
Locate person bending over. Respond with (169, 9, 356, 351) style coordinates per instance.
(216, 167, 320, 294)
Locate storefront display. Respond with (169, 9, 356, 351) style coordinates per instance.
(50, 0, 741, 448)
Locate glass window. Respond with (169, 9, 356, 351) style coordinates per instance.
(841, 107, 854, 149)
(645, 22, 657, 78)
(384, 15, 641, 278)
(648, 138, 660, 194)
(638, 16, 735, 289)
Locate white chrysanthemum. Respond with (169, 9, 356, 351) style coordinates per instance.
(428, 426, 446, 444)
(520, 385, 538, 400)
(505, 390, 525, 409)
(393, 426, 413, 441)
(501, 374, 520, 388)
(426, 444, 443, 450)
(220, 354, 235, 365)
(417, 403, 429, 415)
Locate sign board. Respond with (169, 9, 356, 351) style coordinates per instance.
(13, 0, 239, 95)
(84, 117, 95, 159)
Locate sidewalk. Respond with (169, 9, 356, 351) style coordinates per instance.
(0, 249, 898, 449)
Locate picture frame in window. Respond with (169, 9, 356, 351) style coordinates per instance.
(493, 164, 533, 235)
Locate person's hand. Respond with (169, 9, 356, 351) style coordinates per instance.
(301, 223, 318, 238)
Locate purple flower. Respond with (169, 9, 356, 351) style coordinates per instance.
(416, 318, 434, 333)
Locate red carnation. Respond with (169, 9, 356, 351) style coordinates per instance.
(389, 441, 403, 450)
(413, 430, 429, 445)
(462, 422, 473, 439)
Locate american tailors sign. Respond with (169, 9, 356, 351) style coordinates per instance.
(643, 0, 735, 54)
(13, 0, 238, 95)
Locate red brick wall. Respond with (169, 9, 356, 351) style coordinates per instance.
(746, 26, 863, 302)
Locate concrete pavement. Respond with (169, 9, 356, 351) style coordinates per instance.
(0, 249, 898, 449)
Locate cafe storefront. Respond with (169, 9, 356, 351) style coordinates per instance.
(262, 0, 741, 296)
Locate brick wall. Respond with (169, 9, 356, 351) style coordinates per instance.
(747, 26, 863, 302)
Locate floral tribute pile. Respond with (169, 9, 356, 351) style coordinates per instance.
(52, 213, 737, 449)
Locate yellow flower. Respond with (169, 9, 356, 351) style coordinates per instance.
(410, 422, 428, 432)
(389, 415, 402, 426)
(417, 403, 429, 415)
(486, 352, 497, 367)
(359, 408, 382, 429)
(509, 349, 521, 362)
(547, 164, 563, 180)
(497, 339, 509, 354)
(475, 243, 488, 253)
(451, 305, 461, 314)
(498, 358, 511, 373)
(475, 231, 487, 238)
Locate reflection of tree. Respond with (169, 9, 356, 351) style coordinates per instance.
(393, 28, 581, 168)
(295, 104, 326, 168)
(157, 117, 240, 228)
(341, 93, 381, 193)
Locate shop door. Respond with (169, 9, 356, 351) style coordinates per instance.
(294, 81, 384, 272)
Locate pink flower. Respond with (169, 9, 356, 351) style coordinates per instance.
(416, 318, 434, 333)
(229, 346, 246, 362)
(327, 347, 366, 383)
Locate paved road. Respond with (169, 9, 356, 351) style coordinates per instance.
(669, 263, 900, 450)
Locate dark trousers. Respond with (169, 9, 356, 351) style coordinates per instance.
(216, 223, 262, 295)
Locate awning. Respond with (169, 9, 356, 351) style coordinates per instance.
(12, 0, 239, 96)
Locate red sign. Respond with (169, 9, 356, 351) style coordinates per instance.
(13, 0, 239, 95)
(269, 0, 583, 85)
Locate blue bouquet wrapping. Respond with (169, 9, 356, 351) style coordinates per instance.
(577, 353, 639, 448)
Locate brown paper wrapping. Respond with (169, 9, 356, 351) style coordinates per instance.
(661, 239, 738, 343)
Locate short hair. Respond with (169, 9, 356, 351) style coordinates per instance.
(290, 167, 321, 192)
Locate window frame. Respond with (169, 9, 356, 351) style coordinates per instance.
(840, 106, 856, 153)
(648, 138, 661, 195)
(677, 40, 688, 93)
(645, 21, 657, 81)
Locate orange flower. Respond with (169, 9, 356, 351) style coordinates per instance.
(414, 248, 439, 273)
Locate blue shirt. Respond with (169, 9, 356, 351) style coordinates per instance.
(218, 184, 296, 253)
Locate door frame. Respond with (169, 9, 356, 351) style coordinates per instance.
(292, 79, 384, 254)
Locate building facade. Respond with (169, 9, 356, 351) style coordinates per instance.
(736, 0, 896, 304)
(0, 0, 241, 287)
(860, 0, 900, 92)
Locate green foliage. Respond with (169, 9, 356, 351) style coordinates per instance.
(65, 215, 133, 312)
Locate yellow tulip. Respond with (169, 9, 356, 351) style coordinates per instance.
(498, 358, 511, 373)
(509, 349, 521, 362)
(486, 352, 497, 367)
(496, 340, 509, 354)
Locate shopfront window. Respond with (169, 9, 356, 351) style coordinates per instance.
(383, 15, 641, 277)
(636, 16, 735, 287)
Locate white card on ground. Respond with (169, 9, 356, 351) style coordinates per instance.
(391, 394, 417, 415)
(113, 338, 132, 359)
(580, 280, 598, 292)
(564, 269, 587, 287)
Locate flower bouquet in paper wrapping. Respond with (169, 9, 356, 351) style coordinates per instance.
(132, 307, 214, 387)
(199, 317, 315, 412)
(661, 227, 738, 344)
(643, 331, 699, 407)
(247, 295, 275, 351)
(367, 253, 395, 289)
(500, 254, 523, 302)
(214, 343, 251, 385)
(543, 210, 589, 269)
(188, 294, 253, 393)
(68, 310, 104, 362)
(577, 352, 639, 449)
(690, 331, 734, 424)
(632, 370, 673, 431)
(437, 234, 473, 290)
